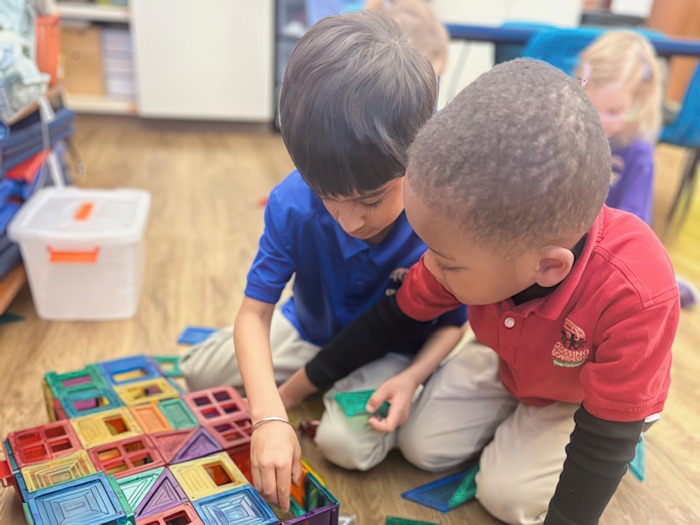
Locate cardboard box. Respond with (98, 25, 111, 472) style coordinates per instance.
(60, 26, 105, 95)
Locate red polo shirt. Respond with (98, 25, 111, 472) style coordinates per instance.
(397, 206, 679, 422)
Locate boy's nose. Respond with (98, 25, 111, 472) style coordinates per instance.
(336, 209, 365, 234)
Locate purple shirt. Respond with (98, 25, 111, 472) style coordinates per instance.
(605, 139, 655, 225)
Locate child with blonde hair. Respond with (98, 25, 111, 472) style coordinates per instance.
(575, 31, 661, 223)
(576, 31, 697, 307)
(366, 0, 448, 76)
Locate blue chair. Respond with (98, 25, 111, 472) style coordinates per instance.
(659, 62, 700, 232)
(522, 27, 667, 76)
(521, 27, 606, 76)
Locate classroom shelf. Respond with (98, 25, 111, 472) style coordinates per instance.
(57, 3, 129, 23)
(63, 93, 137, 115)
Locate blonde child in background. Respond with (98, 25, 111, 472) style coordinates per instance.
(576, 31, 698, 308)
(366, 0, 449, 77)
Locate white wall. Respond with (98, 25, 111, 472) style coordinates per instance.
(432, 0, 584, 108)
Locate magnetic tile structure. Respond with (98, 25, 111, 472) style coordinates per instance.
(0, 354, 341, 524)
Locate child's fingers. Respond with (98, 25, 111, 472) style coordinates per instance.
(366, 386, 390, 413)
(291, 455, 302, 486)
(261, 465, 279, 507)
(368, 415, 393, 432)
(276, 463, 292, 512)
(251, 462, 264, 496)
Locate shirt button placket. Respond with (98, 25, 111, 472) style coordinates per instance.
(500, 313, 520, 363)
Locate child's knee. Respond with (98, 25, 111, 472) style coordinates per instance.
(476, 466, 548, 524)
(179, 328, 239, 391)
(314, 419, 385, 471)
(397, 427, 454, 473)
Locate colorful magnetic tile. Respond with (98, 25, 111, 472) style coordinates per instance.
(3, 440, 19, 473)
(117, 467, 165, 513)
(205, 415, 253, 450)
(21, 450, 96, 492)
(98, 355, 163, 387)
(72, 407, 144, 448)
(401, 464, 479, 513)
(8, 420, 82, 468)
(52, 397, 68, 421)
(61, 386, 124, 418)
(167, 377, 187, 396)
(115, 378, 181, 406)
(170, 452, 248, 501)
(194, 485, 278, 525)
(130, 403, 173, 434)
(3, 440, 28, 501)
(171, 427, 222, 464)
(629, 433, 645, 482)
(225, 443, 252, 484)
(447, 464, 479, 508)
(177, 326, 217, 345)
(185, 387, 249, 426)
(132, 469, 188, 519)
(27, 472, 128, 525)
(45, 364, 109, 399)
(158, 398, 199, 430)
(108, 474, 136, 525)
(283, 472, 339, 525)
(135, 503, 203, 525)
(22, 502, 35, 525)
(42, 378, 57, 423)
(385, 518, 439, 525)
(0, 459, 11, 486)
(152, 356, 183, 378)
(89, 435, 165, 479)
(334, 390, 390, 418)
(150, 429, 200, 464)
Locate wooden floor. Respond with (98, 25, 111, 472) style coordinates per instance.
(1, 115, 699, 524)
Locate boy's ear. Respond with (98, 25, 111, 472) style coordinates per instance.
(534, 246, 575, 288)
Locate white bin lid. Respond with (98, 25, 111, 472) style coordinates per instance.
(8, 187, 151, 244)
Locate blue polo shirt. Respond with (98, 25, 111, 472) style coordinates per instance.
(245, 171, 465, 347)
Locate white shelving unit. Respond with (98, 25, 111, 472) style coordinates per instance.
(57, 0, 275, 121)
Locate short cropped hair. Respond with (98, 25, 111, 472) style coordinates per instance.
(279, 10, 437, 197)
(408, 59, 611, 253)
(575, 31, 662, 144)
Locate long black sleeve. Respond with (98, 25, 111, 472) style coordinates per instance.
(304, 294, 436, 389)
(545, 405, 644, 525)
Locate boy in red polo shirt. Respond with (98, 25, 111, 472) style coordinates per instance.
(304, 59, 679, 524)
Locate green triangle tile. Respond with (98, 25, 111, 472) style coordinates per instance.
(448, 463, 479, 507)
(116, 467, 165, 511)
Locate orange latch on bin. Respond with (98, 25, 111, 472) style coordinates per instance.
(47, 247, 100, 263)
(74, 202, 94, 221)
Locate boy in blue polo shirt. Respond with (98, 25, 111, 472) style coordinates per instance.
(180, 10, 466, 511)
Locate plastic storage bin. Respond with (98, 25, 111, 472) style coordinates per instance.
(8, 187, 151, 320)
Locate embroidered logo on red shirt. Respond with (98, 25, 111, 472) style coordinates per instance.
(552, 318, 590, 367)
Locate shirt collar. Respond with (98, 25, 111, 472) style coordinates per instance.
(332, 211, 409, 260)
(508, 207, 605, 319)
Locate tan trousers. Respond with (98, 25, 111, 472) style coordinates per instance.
(179, 310, 320, 392)
(397, 341, 578, 524)
(179, 311, 416, 472)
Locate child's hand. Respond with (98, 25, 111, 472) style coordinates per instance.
(250, 421, 302, 512)
(365, 372, 420, 433)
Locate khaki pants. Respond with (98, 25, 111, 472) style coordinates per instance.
(397, 341, 578, 524)
(179, 310, 319, 392)
(179, 310, 416, 472)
